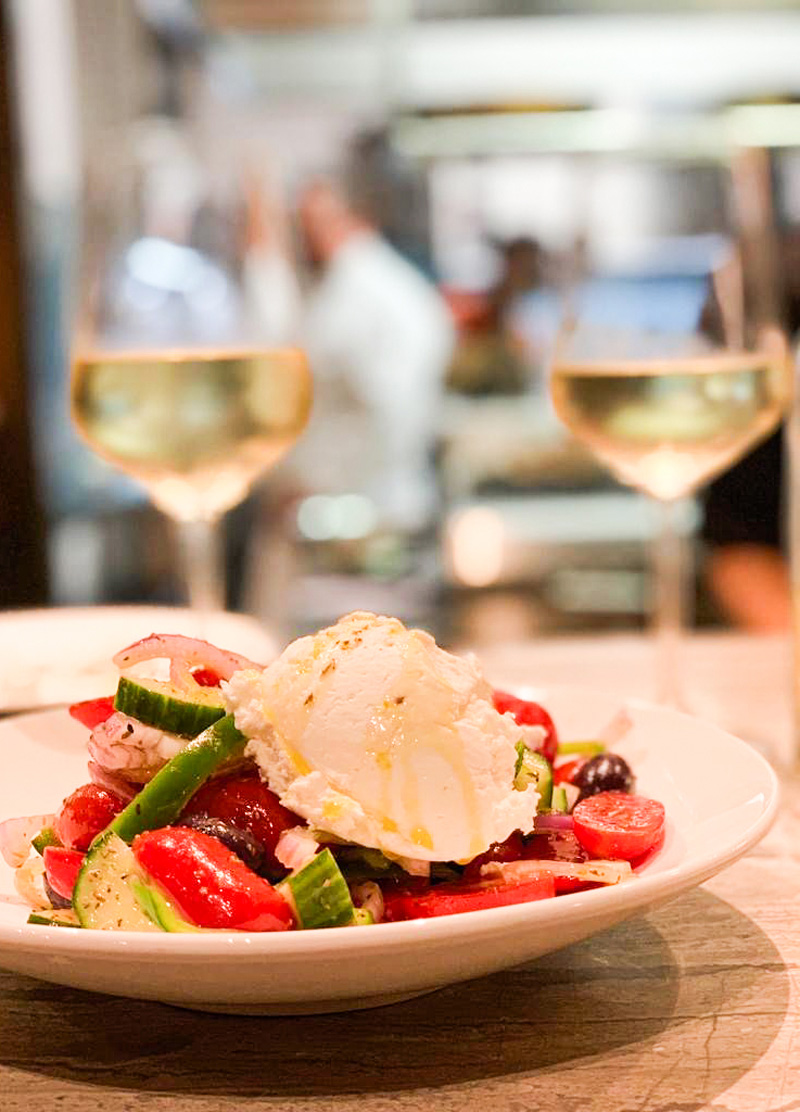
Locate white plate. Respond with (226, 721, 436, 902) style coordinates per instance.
(0, 686, 778, 1015)
(0, 606, 277, 711)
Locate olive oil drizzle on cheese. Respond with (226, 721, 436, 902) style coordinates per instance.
(364, 633, 485, 858)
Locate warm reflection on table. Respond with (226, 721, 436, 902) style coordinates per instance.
(1, 632, 798, 1112)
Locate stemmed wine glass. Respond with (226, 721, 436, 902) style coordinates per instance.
(549, 147, 792, 707)
(70, 126, 312, 616)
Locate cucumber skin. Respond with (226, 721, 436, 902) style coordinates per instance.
(109, 714, 247, 844)
(31, 827, 61, 856)
(283, 849, 356, 930)
(114, 676, 225, 738)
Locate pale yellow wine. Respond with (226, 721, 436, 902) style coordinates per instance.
(550, 352, 789, 500)
(71, 348, 312, 519)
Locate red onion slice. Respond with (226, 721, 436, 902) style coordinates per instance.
(0, 813, 55, 867)
(113, 633, 263, 694)
(533, 813, 575, 833)
(481, 857, 632, 886)
(87, 761, 139, 802)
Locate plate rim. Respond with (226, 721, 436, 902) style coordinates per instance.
(0, 685, 779, 958)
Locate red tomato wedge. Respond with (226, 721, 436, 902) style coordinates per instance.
(491, 691, 558, 763)
(382, 875, 556, 922)
(191, 667, 221, 688)
(182, 773, 300, 875)
(55, 783, 127, 852)
(43, 846, 85, 900)
(132, 827, 293, 932)
(68, 697, 115, 730)
(573, 792, 666, 862)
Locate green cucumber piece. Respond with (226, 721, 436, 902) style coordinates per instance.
(279, 849, 356, 929)
(514, 743, 553, 807)
(557, 740, 606, 757)
(550, 785, 568, 813)
(353, 908, 374, 926)
(72, 831, 164, 931)
(27, 909, 80, 928)
(109, 714, 246, 844)
(31, 826, 61, 856)
(128, 876, 200, 933)
(114, 675, 225, 738)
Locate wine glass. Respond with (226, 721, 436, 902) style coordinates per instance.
(70, 125, 312, 616)
(549, 147, 792, 707)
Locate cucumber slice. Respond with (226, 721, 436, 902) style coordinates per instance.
(550, 785, 568, 814)
(114, 675, 225, 738)
(109, 714, 246, 844)
(72, 831, 164, 931)
(514, 743, 553, 807)
(279, 849, 356, 929)
(31, 826, 61, 856)
(27, 909, 80, 928)
(128, 877, 200, 933)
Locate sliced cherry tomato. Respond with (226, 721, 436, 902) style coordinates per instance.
(55, 783, 127, 851)
(182, 773, 300, 875)
(492, 691, 558, 763)
(383, 874, 555, 921)
(43, 845, 85, 900)
(191, 667, 221, 688)
(573, 792, 666, 862)
(68, 696, 115, 730)
(132, 826, 293, 932)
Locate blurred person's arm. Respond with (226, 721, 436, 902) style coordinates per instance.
(705, 544, 790, 632)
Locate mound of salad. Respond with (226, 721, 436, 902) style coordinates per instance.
(2, 612, 665, 932)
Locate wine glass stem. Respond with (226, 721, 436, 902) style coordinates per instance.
(653, 498, 689, 708)
(176, 517, 226, 617)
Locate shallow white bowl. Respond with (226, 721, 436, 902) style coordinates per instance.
(0, 686, 778, 1014)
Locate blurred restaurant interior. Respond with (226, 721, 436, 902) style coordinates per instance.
(4, 0, 800, 649)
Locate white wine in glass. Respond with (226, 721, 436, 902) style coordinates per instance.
(71, 346, 312, 612)
(551, 351, 788, 502)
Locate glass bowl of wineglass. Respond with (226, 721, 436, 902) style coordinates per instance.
(549, 145, 793, 707)
(70, 122, 311, 616)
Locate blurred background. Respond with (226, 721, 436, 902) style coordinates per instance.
(2, 0, 800, 648)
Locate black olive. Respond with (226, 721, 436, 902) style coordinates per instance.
(178, 815, 266, 874)
(44, 877, 73, 910)
(573, 753, 635, 800)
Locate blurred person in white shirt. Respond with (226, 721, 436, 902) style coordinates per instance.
(294, 179, 455, 534)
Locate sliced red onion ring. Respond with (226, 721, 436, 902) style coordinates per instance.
(533, 813, 575, 832)
(275, 826, 320, 872)
(0, 813, 55, 867)
(113, 633, 262, 694)
(481, 857, 632, 886)
(87, 761, 139, 802)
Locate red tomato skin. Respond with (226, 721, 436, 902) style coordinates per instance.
(132, 826, 293, 932)
(182, 773, 300, 873)
(191, 667, 220, 688)
(573, 792, 666, 862)
(43, 846, 85, 900)
(383, 875, 555, 921)
(55, 783, 127, 851)
(553, 757, 587, 785)
(68, 697, 116, 730)
(491, 691, 558, 763)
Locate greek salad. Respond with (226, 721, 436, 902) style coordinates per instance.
(2, 624, 666, 933)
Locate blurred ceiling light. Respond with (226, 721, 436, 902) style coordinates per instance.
(449, 506, 505, 587)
